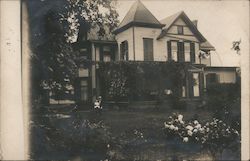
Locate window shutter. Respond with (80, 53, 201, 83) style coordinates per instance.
(190, 42, 195, 63)
(143, 38, 153, 61)
(167, 41, 171, 61)
(178, 42, 184, 62)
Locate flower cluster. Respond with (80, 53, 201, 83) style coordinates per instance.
(164, 113, 204, 143)
(164, 113, 240, 147)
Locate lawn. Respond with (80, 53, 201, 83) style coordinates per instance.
(30, 101, 240, 160)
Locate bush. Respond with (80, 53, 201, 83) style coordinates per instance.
(206, 83, 240, 120)
(164, 113, 240, 159)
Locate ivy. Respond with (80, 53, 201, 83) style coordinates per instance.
(97, 61, 187, 102)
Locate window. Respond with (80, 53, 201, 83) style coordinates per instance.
(192, 73, 200, 97)
(103, 46, 111, 62)
(177, 26, 183, 35)
(171, 41, 178, 61)
(143, 38, 154, 61)
(80, 48, 88, 59)
(120, 41, 128, 60)
(184, 42, 191, 62)
(168, 41, 195, 62)
(103, 55, 111, 62)
(206, 73, 219, 84)
(182, 86, 186, 97)
(96, 47, 100, 61)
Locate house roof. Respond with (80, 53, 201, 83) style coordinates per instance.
(157, 11, 207, 43)
(113, 0, 164, 34)
(205, 66, 237, 71)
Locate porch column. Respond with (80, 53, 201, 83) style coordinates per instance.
(91, 43, 96, 102)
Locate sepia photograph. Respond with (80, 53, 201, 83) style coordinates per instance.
(1, 0, 249, 160)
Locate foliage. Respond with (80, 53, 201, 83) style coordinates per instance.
(205, 83, 240, 120)
(33, 115, 112, 154)
(31, 10, 78, 102)
(164, 113, 240, 159)
(60, 0, 119, 42)
(98, 61, 186, 102)
(231, 39, 241, 55)
(30, 0, 119, 103)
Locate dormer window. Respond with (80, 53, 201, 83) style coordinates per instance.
(177, 26, 183, 35)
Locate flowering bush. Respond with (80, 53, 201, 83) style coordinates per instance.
(164, 113, 240, 159)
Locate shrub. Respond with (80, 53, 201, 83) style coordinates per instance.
(206, 83, 240, 121)
(163, 113, 240, 159)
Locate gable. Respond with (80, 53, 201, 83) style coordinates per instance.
(167, 17, 194, 36)
(158, 11, 207, 42)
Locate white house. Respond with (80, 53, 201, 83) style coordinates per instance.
(50, 0, 238, 105)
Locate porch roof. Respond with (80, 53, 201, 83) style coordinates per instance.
(200, 41, 215, 51)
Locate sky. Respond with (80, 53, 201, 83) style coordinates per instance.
(116, 0, 249, 67)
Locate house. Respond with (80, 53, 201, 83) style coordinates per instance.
(50, 0, 238, 105)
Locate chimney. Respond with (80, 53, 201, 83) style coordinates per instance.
(192, 20, 198, 28)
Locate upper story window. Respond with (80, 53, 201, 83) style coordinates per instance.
(171, 41, 178, 62)
(120, 41, 128, 61)
(167, 41, 195, 63)
(177, 26, 184, 35)
(143, 38, 154, 61)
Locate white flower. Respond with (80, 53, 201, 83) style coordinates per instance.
(170, 125, 175, 130)
(183, 137, 189, 142)
(188, 130, 193, 136)
(186, 125, 194, 131)
(199, 127, 204, 132)
(194, 120, 199, 125)
(174, 127, 178, 131)
(180, 120, 184, 124)
(107, 144, 110, 148)
(193, 129, 198, 133)
(164, 122, 169, 128)
(206, 128, 210, 132)
(178, 114, 183, 121)
(195, 124, 201, 129)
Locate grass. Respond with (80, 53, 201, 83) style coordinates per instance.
(30, 103, 221, 160)
(30, 94, 242, 160)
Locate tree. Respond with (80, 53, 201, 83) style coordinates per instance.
(30, 0, 119, 103)
(231, 39, 241, 55)
(32, 10, 78, 103)
(60, 0, 119, 42)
